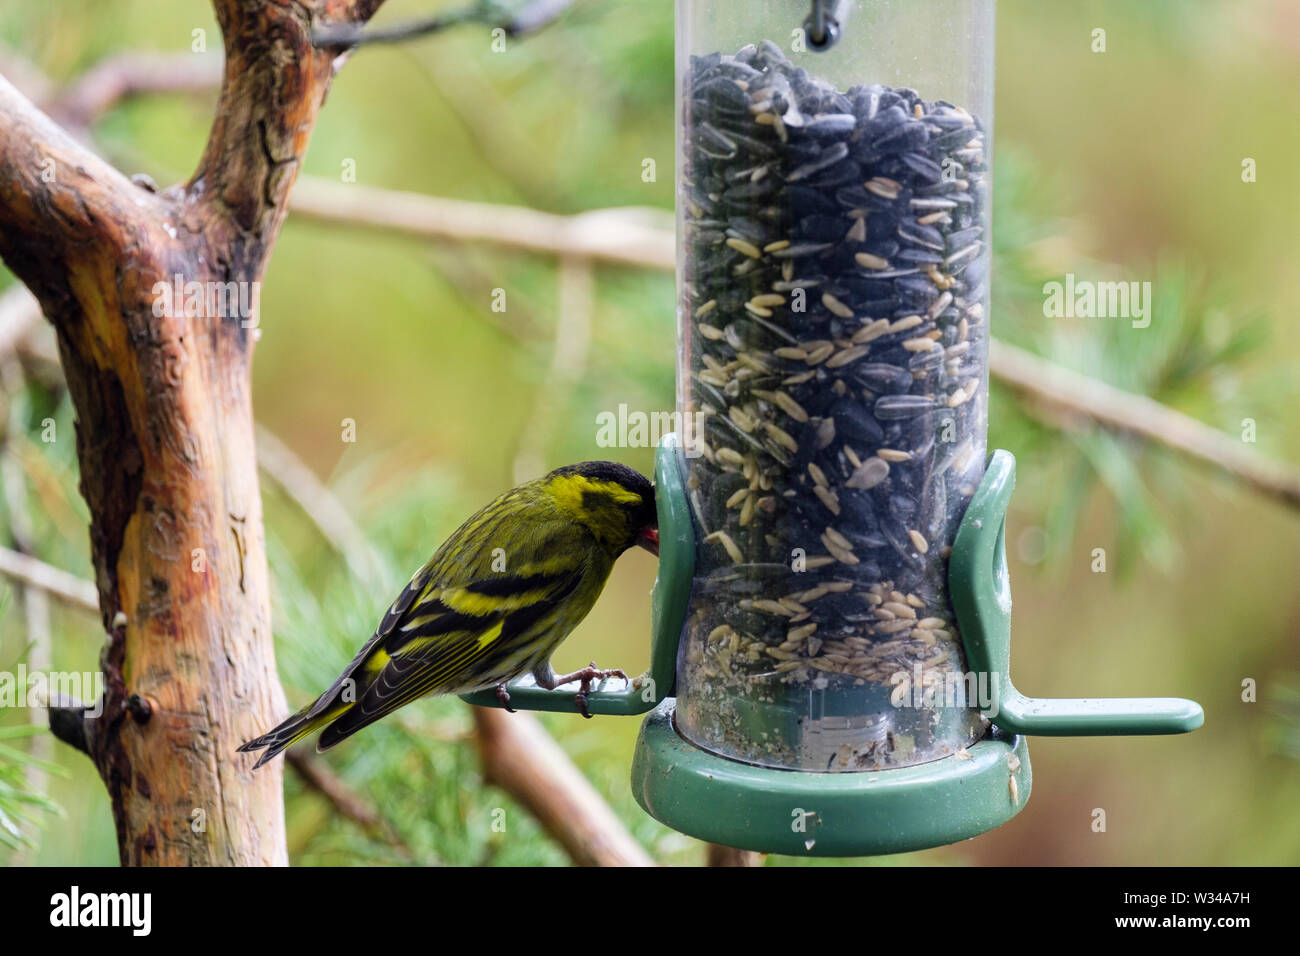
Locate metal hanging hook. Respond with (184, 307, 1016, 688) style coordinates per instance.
(804, 0, 850, 51)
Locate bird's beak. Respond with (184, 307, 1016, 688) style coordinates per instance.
(637, 527, 660, 556)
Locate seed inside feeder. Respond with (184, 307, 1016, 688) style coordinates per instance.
(677, 40, 990, 772)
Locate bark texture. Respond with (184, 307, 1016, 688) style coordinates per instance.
(0, 0, 384, 865)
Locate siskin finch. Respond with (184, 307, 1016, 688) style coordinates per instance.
(240, 461, 658, 768)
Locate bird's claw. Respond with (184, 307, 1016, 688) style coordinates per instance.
(495, 683, 516, 714)
(575, 690, 592, 719)
(553, 661, 627, 719)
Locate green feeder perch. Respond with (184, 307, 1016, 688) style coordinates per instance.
(466, 0, 1202, 857)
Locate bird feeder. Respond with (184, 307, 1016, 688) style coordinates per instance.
(464, 0, 1202, 856)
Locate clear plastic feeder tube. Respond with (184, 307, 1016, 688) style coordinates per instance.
(675, 0, 996, 771)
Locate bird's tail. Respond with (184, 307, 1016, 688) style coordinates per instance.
(237, 697, 350, 769)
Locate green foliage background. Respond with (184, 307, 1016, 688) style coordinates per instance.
(1, 0, 1298, 865)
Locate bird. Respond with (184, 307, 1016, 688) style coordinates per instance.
(239, 460, 658, 768)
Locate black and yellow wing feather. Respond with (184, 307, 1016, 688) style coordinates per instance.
(240, 477, 618, 767)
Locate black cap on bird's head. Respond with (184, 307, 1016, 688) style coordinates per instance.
(545, 461, 659, 557)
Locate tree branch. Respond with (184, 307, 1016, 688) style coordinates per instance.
(285, 748, 381, 828)
(0, 75, 168, 320)
(284, 747, 414, 857)
(0, 545, 99, 612)
(989, 339, 1300, 510)
(471, 706, 655, 867)
(289, 177, 675, 270)
(54, 52, 224, 130)
(0, 0, 396, 866)
(313, 0, 577, 49)
(189, 0, 385, 273)
(0, 541, 402, 853)
(706, 844, 764, 866)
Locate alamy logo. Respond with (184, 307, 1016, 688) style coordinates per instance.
(1042, 273, 1152, 328)
(49, 886, 151, 936)
(151, 274, 259, 326)
(890, 665, 1000, 718)
(0, 666, 104, 716)
(594, 404, 706, 457)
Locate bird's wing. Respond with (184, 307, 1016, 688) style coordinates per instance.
(316, 489, 603, 749)
(308, 485, 552, 711)
(297, 565, 426, 722)
(315, 568, 586, 749)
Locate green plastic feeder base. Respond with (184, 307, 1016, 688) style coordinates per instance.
(632, 700, 1031, 857)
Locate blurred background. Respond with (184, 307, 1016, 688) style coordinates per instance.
(1, 0, 1298, 865)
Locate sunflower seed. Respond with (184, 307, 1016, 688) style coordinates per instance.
(845, 456, 890, 490)
(865, 177, 902, 200)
